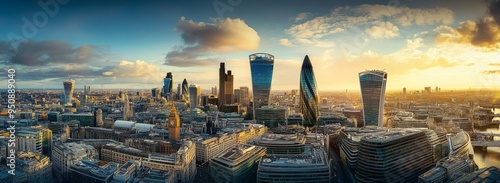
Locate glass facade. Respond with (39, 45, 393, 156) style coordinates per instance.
(182, 78, 189, 100)
(359, 70, 387, 127)
(299, 55, 319, 127)
(249, 53, 274, 117)
(63, 79, 75, 104)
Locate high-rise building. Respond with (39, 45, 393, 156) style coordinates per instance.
(177, 83, 181, 100)
(189, 84, 200, 110)
(239, 86, 250, 107)
(359, 70, 387, 127)
(425, 87, 432, 94)
(168, 104, 181, 141)
(63, 79, 75, 105)
(403, 87, 407, 95)
(182, 78, 189, 100)
(249, 53, 274, 119)
(212, 86, 218, 96)
(84, 85, 91, 95)
(164, 72, 173, 100)
(219, 62, 234, 109)
(299, 55, 319, 127)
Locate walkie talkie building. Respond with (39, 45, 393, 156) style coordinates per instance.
(299, 55, 319, 127)
(359, 70, 387, 127)
(249, 53, 274, 119)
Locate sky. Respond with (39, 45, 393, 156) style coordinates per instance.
(1, 0, 500, 92)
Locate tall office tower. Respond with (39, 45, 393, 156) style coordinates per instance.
(299, 55, 319, 127)
(164, 72, 173, 100)
(189, 84, 200, 110)
(219, 62, 234, 109)
(219, 63, 226, 108)
(63, 79, 75, 105)
(249, 53, 274, 119)
(197, 85, 201, 105)
(168, 104, 181, 141)
(84, 85, 91, 95)
(182, 78, 189, 100)
(234, 89, 241, 103)
(212, 86, 218, 96)
(403, 87, 407, 95)
(359, 70, 387, 127)
(239, 86, 249, 107)
(177, 83, 181, 100)
(152, 88, 157, 98)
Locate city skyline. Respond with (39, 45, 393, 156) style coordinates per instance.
(1, 0, 500, 91)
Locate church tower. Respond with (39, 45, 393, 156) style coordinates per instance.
(168, 103, 180, 141)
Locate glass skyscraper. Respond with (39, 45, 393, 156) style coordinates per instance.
(299, 55, 319, 127)
(182, 78, 189, 100)
(163, 72, 173, 100)
(62, 79, 75, 105)
(249, 53, 274, 118)
(359, 70, 387, 127)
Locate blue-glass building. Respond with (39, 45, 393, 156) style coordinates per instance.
(163, 72, 173, 99)
(299, 55, 319, 127)
(249, 53, 274, 118)
(359, 70, 387, 127)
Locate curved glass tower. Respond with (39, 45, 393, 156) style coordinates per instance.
(182, 78, 189, 100)
(249, 53, 274, 117)
(63, 79, 75, 105)
(299, 55, 319, 127)
(359, 70, 387, 127)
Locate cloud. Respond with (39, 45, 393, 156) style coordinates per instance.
(489, 63, 500, 66)
(279, 38, 294, 47)
(490, 0, 500, 25)
(434, 0, 500, 49)
(406, 38, 424, 49)
(356, 4, 454, 26)
(0, 40, 105, 66)
(284, 5, 453, 46)
(365, 21, 400, 39)
(294, 12, 312, 22)
(482, 70, 500, 74)
(165, 17, 260, 67)
(101, 60, 161, 77)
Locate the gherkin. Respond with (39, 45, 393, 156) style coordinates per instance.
(299, 55, 319, 127)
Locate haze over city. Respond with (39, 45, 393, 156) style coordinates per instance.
(1, 0, 500, 91)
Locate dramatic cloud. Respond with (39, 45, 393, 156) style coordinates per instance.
(279, 38, 294, 47)
(0, 40, 104, 66)
(365, 21, 400, 39)
(435, 0, 500, 49)
(165, 17, 260, 67)
(490, 0, 500, 25)
(435, 18, 500, 49)
(285, 5, 453, 45)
